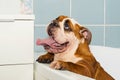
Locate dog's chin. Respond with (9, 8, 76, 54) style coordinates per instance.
(38, 35, 69, 53)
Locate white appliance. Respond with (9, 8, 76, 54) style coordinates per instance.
(0, 0, 34, 79)
(0, 15, 34, 80)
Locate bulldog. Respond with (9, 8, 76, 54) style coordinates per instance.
(36, 15, 114, 80)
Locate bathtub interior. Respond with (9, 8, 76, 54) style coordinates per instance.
(90, 45, 120, 80)
(35, 45, 120, 80)
(35, 62, 94, 80)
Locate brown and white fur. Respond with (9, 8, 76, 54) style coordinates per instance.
(36, 15, 114, 80)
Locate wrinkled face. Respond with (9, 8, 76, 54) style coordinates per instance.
(37, 15, 92, 53)
(47, 16, 80, 45)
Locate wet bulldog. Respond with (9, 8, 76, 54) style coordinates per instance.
(36, 15, 114, 80)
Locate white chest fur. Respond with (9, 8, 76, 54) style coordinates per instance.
(54, 39, 83, 63)
(54, 53, 82, 63)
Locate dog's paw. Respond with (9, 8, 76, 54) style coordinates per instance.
(36, 54, 54, 63)
(50, 61, 66, 70)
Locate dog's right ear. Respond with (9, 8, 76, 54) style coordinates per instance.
(79, 27, 92, 45)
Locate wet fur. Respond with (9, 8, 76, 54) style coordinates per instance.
(37, 15, 114, 80)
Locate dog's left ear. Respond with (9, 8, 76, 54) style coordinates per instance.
(80, 27, 92, 44)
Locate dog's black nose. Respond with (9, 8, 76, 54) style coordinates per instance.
(48, 27, 53, 36)
(47, 20, 59, 36)
(49, 20, 59, 27)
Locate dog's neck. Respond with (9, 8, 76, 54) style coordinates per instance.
(75, 42, 92, 56)
(54, 39, 91, 63)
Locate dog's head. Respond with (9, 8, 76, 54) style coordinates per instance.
(37, 15, 92, 53)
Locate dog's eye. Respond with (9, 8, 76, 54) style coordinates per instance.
(64, 20, 71, 31)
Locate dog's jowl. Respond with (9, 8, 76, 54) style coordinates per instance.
(36, 15, 114, 80)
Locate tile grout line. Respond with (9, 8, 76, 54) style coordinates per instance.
(103, 0, 106, 46)
(35, 24, 47, 27)
(70, 0, 72, 17)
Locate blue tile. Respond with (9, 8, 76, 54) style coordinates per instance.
(106, 0, 120, 24)
(34, 26, 48, 52)
(72, 0, 104, 24)
(34, 0, 70, 24)
(105, 26, 120, 48)
(85, 26, 104, 46)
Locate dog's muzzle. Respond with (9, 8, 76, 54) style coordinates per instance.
(36, 20, 69, 53)
(47, 20, 59, 36)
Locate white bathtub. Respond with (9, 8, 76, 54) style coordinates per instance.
(35, 45, 120, 80)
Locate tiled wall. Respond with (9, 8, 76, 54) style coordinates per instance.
(34, 0, 120, 52)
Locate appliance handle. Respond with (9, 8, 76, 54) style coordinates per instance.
(0, 19, 15, 22)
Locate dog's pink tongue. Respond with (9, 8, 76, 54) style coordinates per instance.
(36, 37, 56, 46)
(36, 37, 67, 53)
